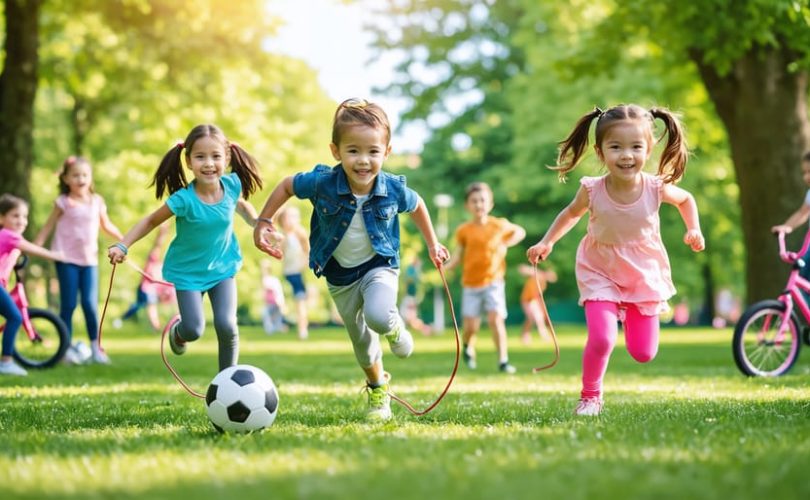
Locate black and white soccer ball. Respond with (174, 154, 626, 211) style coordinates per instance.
(205, 364, 279, 433)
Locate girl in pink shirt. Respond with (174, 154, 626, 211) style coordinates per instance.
(527, 104, 705, 416)
(0, 194, 65, 376)
(34, 156, 123, 365)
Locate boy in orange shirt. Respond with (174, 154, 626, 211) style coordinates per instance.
(445, 182, 526, 373)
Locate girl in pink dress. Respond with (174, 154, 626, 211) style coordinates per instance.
(527, 104, 705, 416)
(34, 156, 124, 364)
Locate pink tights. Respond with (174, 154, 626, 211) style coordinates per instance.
(581, 300, 659, 399)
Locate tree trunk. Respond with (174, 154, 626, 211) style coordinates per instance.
(0, 0, 41, 201)
(691, 45, 810, 304)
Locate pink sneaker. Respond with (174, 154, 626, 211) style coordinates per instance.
(574, 397, 604, 416)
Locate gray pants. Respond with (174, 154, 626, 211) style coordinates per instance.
(328, 267, 400, 368)
(175, 277, 238, 371)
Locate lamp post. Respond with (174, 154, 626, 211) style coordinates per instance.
(433, 193, 453, 333)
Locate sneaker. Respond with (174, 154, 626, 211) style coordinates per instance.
(462, 345, 477, 370)
(61, 344, 81, 365)
(385, 321, 413, 358)
(574, 397, 604, 416)
(365, 382, 392, 421)
(90, 349, 111, 365)
(166, 316, 186, 355)
(499, 362, 517, 374)
(0, 359, 27, 376)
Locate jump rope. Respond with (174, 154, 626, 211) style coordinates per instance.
(98, 258, 559, 414)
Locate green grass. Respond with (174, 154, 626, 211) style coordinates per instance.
(2, 322, 809, 500)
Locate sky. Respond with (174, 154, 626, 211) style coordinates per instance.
(264, 0, 428, 152)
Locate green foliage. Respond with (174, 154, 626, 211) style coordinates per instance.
(1, 324, 809, 499)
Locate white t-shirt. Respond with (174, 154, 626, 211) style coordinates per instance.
(332, 194, 375, 267)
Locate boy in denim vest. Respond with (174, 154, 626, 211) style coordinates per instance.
(254, 98, 449, 421)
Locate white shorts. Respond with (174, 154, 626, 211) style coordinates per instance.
(462, 281, 507, 319)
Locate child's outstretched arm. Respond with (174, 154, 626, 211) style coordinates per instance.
(662, 184, 705, 252)
(409, 196, 450, 267)
(108, 204, 173, 264)
(443, 244, 464, 271)
(772, 201, 810, 234)
(236, 198, 259, 227)
(253, 176, 295, 259)
(526, 186, 589, 264)
(17, 239, 65, 262)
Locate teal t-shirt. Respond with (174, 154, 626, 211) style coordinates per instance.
(163, 173, 243, 291)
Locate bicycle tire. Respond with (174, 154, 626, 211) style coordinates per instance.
(13, 308, 70, 369)
(732, 300, 801, 377)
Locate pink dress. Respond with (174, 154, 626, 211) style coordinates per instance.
(575, 173, 675, 315)
(51, 194, 105, 266)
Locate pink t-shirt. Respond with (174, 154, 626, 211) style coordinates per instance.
(575, 174, 676, 315)
(51, 194, 106, 266)
(0, 228, 23, 287)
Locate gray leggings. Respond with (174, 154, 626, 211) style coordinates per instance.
(175, 277, 238, 371)
(327, 266, 400, 368)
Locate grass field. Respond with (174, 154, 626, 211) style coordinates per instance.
(1, 321, 809, 500)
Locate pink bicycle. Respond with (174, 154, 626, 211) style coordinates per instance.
(733, 230, 810, 376)
(0, 256, 69, 368)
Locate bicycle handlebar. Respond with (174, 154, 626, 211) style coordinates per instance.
(777, 230, 810, 264)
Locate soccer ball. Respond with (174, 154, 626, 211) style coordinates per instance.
(205, 364, 279, 433)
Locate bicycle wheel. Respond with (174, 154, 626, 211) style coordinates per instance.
(733, 300, 801, 376)
(13, 308, 70, 369)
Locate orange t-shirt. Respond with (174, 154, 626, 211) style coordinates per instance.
(455, 217, 515, 287)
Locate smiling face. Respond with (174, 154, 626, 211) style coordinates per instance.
(186, 136, 229, 189)
(465, 187, 494, 221)
(330, 124, 391, 195)
(595, 120, 653, 182)
(61, 161, 93, 196)
(0, 203, 29, 234)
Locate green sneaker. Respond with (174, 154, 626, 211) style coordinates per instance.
(385, 321, 413, 358)
(365, 383, 392, 421)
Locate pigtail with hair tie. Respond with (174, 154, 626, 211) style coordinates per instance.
(175, 141, 184, 149)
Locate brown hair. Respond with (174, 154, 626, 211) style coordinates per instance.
(553, 104, 689, 184)
(464, 181, 493, 202)
(152, 124, 263, 199)
(58, 156, 94, 195)
(331, 98, 391, 146)
(0, 193, 27, 217)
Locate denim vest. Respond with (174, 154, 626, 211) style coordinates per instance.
(293, 164, 419, 278)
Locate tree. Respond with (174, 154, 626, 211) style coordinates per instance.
(0, 0, 41, 200)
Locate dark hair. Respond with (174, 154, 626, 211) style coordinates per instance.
(331, 98, 391, 146)
(152, 124, 263, 199)
(464, 181, 493, 202)
(802, 151, 810, 163)
(58, 156, 94, 195)
(0, 193, 27, 217)
(553, 104, 689, 184)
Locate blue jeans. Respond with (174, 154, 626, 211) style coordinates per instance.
(55, 262, 99, 342)
(0, 287, 23, 357)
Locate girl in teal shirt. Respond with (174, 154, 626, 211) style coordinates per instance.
(108, 124, 262, 370)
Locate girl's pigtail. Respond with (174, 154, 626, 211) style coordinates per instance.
(152, 143, 188, 199)
(650, 107, 688, 184)
(552, 107, 603, 182)
(229, 143, 263, 199)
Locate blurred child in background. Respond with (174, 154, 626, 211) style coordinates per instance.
(0, 194, 66, 375)
(445, 182, 526, 374)
(35, 156, 124, 364)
